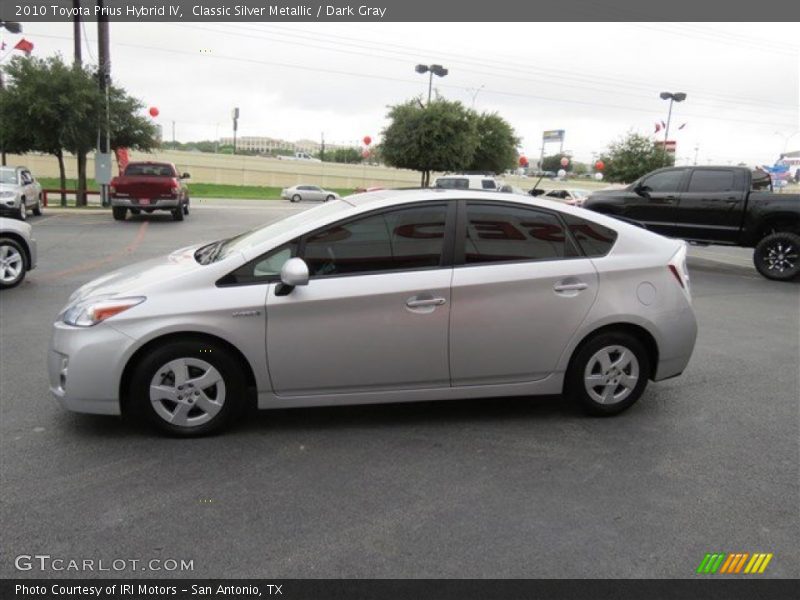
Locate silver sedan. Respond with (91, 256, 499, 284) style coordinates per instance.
(281, 184, 340, 203)
(50, 190, 697, 435)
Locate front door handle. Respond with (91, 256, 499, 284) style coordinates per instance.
(406, 296, 447, 308)
(554, 282, 588, 292)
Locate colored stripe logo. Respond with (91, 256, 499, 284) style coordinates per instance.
(697, 552, 773, 574)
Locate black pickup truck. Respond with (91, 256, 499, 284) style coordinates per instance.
(583, 166, 800, 280)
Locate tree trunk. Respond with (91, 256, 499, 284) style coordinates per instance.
(56, 151, 67, 207)
(76, 151, 87, 207)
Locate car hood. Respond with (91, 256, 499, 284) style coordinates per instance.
(0, 183, 20, 193)
(67, 243, 212, 303)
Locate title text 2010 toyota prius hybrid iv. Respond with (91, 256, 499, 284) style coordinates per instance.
(49, 190, 697, 435)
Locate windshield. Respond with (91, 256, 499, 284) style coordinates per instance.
(194, 200, 352, 264)
(0, 168, 17, 185)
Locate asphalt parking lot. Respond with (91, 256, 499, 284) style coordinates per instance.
(1, 199, 798, 579)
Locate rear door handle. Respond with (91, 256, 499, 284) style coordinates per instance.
(406, 296, 447, 308)
(554, 282, 588, 292)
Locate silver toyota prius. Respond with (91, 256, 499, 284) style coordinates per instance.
(49, 190, 697, 435)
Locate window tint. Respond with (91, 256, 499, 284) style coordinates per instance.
(561, 213, 618, 257)
(124, 164, 176, 177)
(481, 179, 497, 189)
(303, 204, 448, 277)
(463, 203, 576, 264)
(641, 169, 686, 193)
(436, 178, 468, 190)
(687, 170, 736, 192)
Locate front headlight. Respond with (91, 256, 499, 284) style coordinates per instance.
(62, 296, 146, 327)
(0, 191, 15, 198)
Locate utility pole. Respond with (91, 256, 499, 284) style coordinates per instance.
(231, 107, 239, 155)
(0, 21, 23, 166)
(693, 145, 699, 166)
(74, 1, 88, 206)
(97, 0, 112, 207)
(171, 120, 176, 145)
(320, 132, 325, 162)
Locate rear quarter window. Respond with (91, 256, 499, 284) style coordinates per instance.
(561, 213, 618, 257)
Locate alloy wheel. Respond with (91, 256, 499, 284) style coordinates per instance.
(763, 240, 798, 274)
(149, 358, 226, 428)
(0, 244, 24, 285)
(583, 345, 640, 405)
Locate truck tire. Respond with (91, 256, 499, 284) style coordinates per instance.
(754, 232, 800, 281)
(112, 206, 127, 221)
(171, 206, 184, 221)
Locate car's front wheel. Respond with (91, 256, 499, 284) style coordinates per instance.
(0, 238, 27, 289)
(566, 331, 650, 416)
(325, 195, 335, 202)
(17, 200, 27, 221)
(129, 339, 248, 436)
(32, 196, 43, 216)
(754, 232, 800, 281)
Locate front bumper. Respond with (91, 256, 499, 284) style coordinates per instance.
(0, 198, 21, 215)
(48, 321, 137, 415)
(111, 197, 180, 209)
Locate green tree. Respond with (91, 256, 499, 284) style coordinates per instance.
(327, 147, 363, 164)
(381, 98, 478, 186)
(541, 154, 572, 173)
(466, 112, 520, 174)
(599, 132, 675, 183)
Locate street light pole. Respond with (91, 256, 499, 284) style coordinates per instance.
(659, 91, 686, 166)
(415, 64, 448, 186)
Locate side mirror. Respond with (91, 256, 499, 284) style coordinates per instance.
(181, 172, 191, 179)
(634, 184, 649, 196)
(277, 257, 309, 295)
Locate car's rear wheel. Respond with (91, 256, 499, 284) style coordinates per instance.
(753, 232, 800, 281)
(291, 194, 301, 203)
(129, 340, 247, 436)
(112, 206, 127, 221)
(183, 199, 190, 215)
(566, 332, 650, 416)
(32, 196, 43, 216)
(130, 208, 141, 215)
(171, 206, 184, 221)
(0, 238, 27, 289)
(325, 195, 335, 202)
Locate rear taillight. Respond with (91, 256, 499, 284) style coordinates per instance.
(668, 244, 691, 297)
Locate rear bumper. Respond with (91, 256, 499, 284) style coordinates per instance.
(111, 197, 180, 209)
(651, 305, 698, 381)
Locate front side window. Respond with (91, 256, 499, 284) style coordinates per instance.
(640, 169, 687, 193)
(303, 204, 448, 277)
(218, 242, 299, 285)
(463, 203, 576, 264)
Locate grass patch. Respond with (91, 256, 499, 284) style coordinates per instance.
(38, 178, 355, 200)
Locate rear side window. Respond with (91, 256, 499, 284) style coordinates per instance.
(436, 178, 468, 190)
(561, 213, 618, 257)
(303, 204, 448, 277)
(687, 170, 736, 192)
(481, 179, 497, 190)
(463, 203, 577, 264)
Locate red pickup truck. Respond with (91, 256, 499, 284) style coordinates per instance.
(110, 162, 190, 221)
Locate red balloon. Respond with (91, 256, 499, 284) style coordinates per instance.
(363, 136, 372, 146)
(148, 107, 159, 117)
(560, 156, 569, 167)
(518, 156, 528, 167)
(595, 160, 605, 171)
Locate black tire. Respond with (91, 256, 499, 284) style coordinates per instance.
(112, 206, 127, 221)
(0, 238, 27, 289)
(171, 206, 184, 221)
(753, 232, 800, 281)
(565, 331, 650, 416)
(17, 200, 27, 221)
(325, 195, 335, 202)
(183, 199, 190, 215)
(129, 208, 141, 215)
(32, 196, 43, 216)
(128, 339, 247, 436)
(291, 194, 301, 203)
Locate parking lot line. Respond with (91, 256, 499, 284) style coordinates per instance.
(37, 221, 149, 281)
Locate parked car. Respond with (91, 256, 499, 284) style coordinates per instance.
(276, 152, 322, 163)
(50, 189, 697, 435)
(109, 162, 190, 221)
(541, 188, 591, 206)
(0, 217, 37, 289)
(434, 174, 500, 191)
(282, 185, 340, 203)
(0, 166, 43, 221)
(582, 166, 800, 280)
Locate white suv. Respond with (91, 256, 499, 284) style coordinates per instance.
(434, 174, 500, 191)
